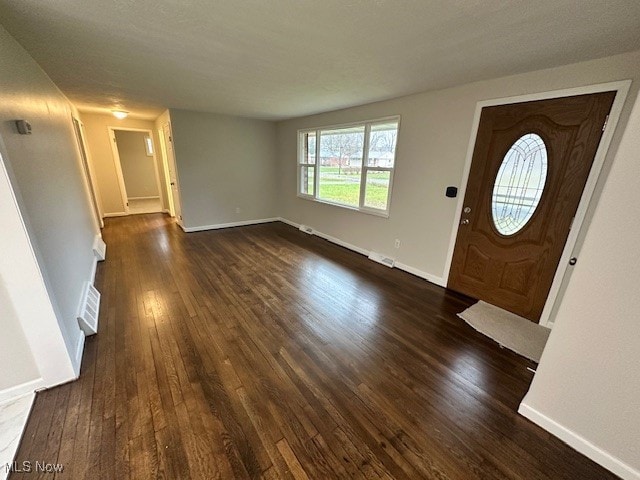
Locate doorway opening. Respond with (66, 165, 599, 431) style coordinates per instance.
(109, 127, 164, 215)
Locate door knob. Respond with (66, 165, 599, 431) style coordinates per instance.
(460, 218, 470, 225)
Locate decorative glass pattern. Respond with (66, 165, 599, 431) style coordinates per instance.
(491, 133, 548, 235)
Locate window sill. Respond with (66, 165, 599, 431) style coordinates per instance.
(296, 194, 390, 218)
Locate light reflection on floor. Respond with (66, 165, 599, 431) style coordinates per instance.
(295, 255, 383, 348)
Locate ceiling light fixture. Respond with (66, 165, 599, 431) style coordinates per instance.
(111, 110, 128, 119)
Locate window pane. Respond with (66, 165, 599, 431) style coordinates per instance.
(367, 122, 398, 167)
(492, 133, 547, 235)
(300, 166, 315, 196)
(363, 170, 391, 210)
(317, 126, 364, 207)
(302, 132, 316, 164)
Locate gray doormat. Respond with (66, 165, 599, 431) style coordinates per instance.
(458, 301, 551, 363)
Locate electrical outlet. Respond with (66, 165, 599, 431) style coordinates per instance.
(235, 207, 241, 214)
(394, 239, 401, 249)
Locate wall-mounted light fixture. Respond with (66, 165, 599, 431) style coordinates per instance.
(111, 110, 129, 119)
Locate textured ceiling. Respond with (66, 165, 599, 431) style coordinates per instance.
(1, 0, 640, 120)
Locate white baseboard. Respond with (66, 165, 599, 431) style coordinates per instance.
(278, 217, 300, 228)
(312, 228, 370, 256)
(182, 217, 280, 233)
(394, 261, 447, 287)
(278, 217, 447, 287)
(0, 378, 44, 405)
(103, 212, 128, 218)
(278, 217, 370, 255)
(519, 402, 640, 480)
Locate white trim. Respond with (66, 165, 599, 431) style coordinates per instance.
(278, 217, 300, 228)
(127, 195, 160, 200)
(182, 218, 280, 233)
(297, 195, 390, 218)
(312, 228, 369, 256)
(103, 211, 128, 218)
(72, 116, 104, 229)
(161, 122, 183, 223)
(441, 80, 632, 328)
(394, 262, 447, 287)
(0, 379, 44, 405)
(107, 127, 130, 214)
(72, 331, 86, 378)
(519, 402, 640, 480)
(157, 126, 175, 217)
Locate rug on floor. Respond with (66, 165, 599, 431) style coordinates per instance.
(458, 301, 551, 363)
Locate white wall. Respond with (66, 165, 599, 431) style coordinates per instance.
(520, 93, 640, 480)
(169, 109, 278, 229)
(80, 113, 168, 215)
(0, 147, 75, 395)
(114, 130, 159, 198)
(0, 279, 37, 391)
(276, 50, 640, 285)
(0, 24, 97, 378)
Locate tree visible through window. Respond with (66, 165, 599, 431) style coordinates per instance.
(298, 118, 399, 215)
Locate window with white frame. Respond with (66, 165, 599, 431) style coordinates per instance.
(298, 117, 399, 215)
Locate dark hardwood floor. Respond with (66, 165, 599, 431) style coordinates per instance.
(12, 214, 615, 479)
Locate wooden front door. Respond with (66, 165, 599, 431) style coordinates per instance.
(448, 92, 615, 321)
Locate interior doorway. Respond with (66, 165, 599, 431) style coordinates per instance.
(448, 92, 616, 322)
(108, 127, 164, 215)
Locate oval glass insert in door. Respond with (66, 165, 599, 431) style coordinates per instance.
(491, 133, 548, 235)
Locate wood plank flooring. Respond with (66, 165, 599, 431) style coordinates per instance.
(11, 214, 615, 479)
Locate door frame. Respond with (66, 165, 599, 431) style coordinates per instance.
(72, 115, 104, 228)
(159, 121, 184, 227)
(107, 126, 164, 215)
(443, 80, 631, 328)
(157, 125, 175, 217)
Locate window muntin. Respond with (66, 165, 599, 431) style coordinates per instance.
(491, 133, 548, 235)
(298, 132, 317, 197)
(298, 117, 399, 215)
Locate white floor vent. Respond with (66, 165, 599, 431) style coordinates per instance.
(299, 224, 314, 235)
(93, 236, 107, 261)
(77, 282, 100, 336)
(368, 251, 395, 268)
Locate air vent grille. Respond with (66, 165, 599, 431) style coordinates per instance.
(78, 282, 100, 336)
(368, 251, 395, 268)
